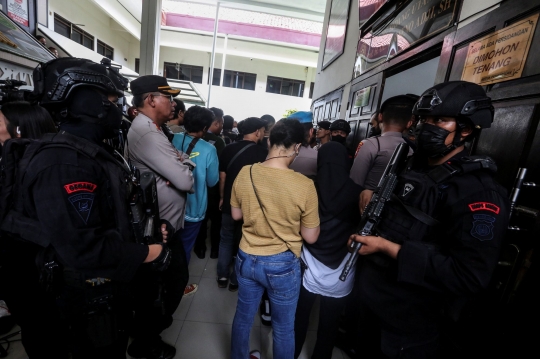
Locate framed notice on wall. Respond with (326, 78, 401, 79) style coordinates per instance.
(7, 0, 29, 27)
(461, 13, 539, 86)
(322, 0, 351, 69)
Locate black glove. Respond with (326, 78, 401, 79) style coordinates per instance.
(150, 243, 172, 272)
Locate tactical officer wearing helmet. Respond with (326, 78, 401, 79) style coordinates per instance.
(347, 81, 509, 358)
(1, 58, 170, 358)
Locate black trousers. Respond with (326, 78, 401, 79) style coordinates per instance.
(56, 278, 133, 359)
(294, 285, 348, 359)
(131, 233, 189, 343)
(0, 239, 70, 359)
(194, 192, 222, 253)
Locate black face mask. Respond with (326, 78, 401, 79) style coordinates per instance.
(63, 87, 124, 140)
(100, 102, 123, 139)
(331, 135, 346, 145)
(368, 126, 381, 138)
(415, 123, 455, 158)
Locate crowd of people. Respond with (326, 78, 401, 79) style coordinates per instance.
(0, 55, 510, 359)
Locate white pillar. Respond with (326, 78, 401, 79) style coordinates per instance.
(139, 0, 162, 76)
(220, 34, 228, 87)
(207, 2, 220, 107)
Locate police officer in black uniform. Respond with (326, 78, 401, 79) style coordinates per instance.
(1, 57, 171, 359)
(348, 81, 509, 358)
(329, 119, 354, 165)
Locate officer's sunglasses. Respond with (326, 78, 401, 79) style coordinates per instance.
(145, 93, 174, 103)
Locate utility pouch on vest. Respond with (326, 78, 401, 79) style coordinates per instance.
(36, 247, 63, 295)
(62, 268, 119, 348)
(85, 291, 118, 348)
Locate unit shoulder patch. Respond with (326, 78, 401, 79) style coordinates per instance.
(64, 182, 97, 194)
(68, 193, 95, 224)
(468, 202, 500, 214)
(470, 214, 496, 241)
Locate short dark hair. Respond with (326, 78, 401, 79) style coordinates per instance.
(36, 35, 45, 40)
(173, 98, 185, 118)
(261, 114, 276, 130)
(209, 107, 224, 119)
(237, 117, 265, 135)
(380, 95, 418, 128)
(184, 105, 215, 133)
(223, 115, 234, 130)
(300, 122, 313, 145)
(270, 118, 305, 148)
(1, 101, 57, 139)
(132, 93, 145, 108)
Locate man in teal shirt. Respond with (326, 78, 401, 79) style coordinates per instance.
(173, 106, 219, 295)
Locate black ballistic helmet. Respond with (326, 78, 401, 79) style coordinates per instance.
(329, 119, 351, 134)
(412, 81, 494, 129)
(32, 57, 128, 107)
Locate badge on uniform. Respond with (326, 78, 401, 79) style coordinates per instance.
(402, 183, 414, 197)
(470, 214, 496, 241)
(68, 194, 95, 224)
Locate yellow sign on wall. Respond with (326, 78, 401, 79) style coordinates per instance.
(461, 13, 538, 85)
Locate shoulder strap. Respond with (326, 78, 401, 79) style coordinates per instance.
(375, 135, 381, 152)
(227, 143, 255, 172)
(185, 137, 200, 156)
(391, 193, 441, 226)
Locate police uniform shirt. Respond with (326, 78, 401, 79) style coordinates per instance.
(350, 132, 410, 190)
(289, 145, 318, 178)
(127, 113, 194, 231)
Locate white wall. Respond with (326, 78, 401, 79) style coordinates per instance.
(160, 28, 319, 68)
(312, 0, 359, 101)
(159, 47, 316, 121)
(47, 0, 140, 69)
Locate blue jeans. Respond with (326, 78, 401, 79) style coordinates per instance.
(217, 213, 242, 285)
(178, 220, 203, 264)
(231, 249, 301, 359)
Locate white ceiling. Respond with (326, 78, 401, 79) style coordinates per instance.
(116, 0, 326, 22)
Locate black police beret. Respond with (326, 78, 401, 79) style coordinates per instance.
(130, 75, 180, 96)
(317, 121, 331, 130)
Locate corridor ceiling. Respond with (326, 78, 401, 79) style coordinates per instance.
(117, 0, 327, 22)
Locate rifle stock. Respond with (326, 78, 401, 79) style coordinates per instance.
(339, 142, 410, 281)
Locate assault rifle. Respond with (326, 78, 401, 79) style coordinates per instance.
(128, 168, 168, 313)
(130, 170, 162, 245)
(339, 142, 410, 281)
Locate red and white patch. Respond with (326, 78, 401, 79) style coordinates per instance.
(468, 202, 500, 215)
(64, 182, 97, 194)
(354, 141, 364, 158)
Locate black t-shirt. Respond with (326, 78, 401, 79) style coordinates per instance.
(219, 140, 268, 214)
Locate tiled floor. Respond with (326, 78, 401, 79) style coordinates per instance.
(2, 243, 350, 359)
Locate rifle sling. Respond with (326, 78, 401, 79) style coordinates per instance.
(391, 194, 441, 227)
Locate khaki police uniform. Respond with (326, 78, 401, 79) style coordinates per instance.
(350, 132, 411, 190)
